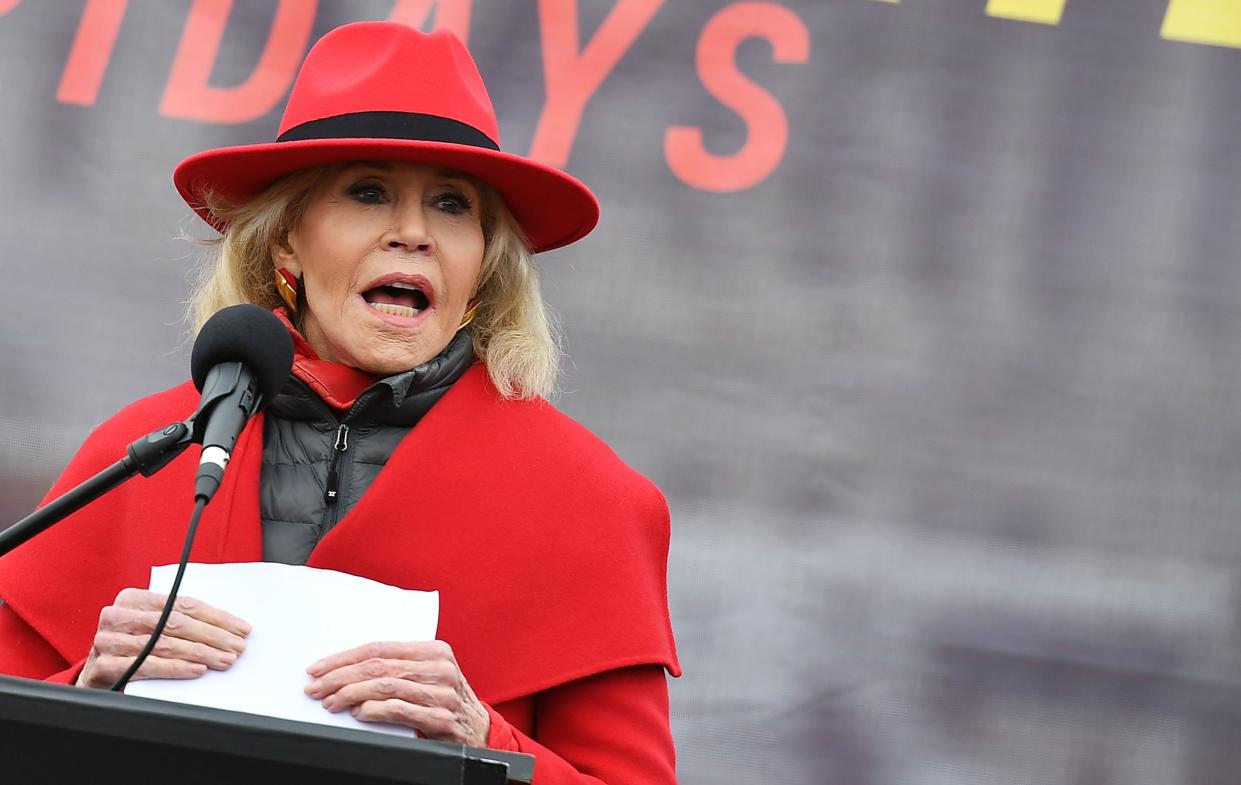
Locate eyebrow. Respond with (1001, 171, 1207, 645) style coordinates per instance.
(347, 161, 473, 183)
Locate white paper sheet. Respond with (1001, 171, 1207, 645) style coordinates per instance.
(125, 562, 438, 736)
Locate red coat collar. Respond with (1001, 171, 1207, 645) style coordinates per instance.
(0, 366, 680, 703)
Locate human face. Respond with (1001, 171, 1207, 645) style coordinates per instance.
(273, 161, 485, 375)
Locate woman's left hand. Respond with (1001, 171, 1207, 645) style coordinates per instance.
(304, 640, 490, 745)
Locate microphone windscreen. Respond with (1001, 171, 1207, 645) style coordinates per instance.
(190, 304, 294, 408)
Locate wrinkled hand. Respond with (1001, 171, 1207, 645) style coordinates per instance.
(76, 588, 250, 689)
(305, 641, 490, 745)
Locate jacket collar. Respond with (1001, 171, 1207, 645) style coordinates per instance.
(271, 307, 475, 423)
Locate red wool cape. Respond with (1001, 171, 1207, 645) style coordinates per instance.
(0, 364, 680, 782)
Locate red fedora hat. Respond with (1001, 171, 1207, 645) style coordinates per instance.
(174, 22, 598, 253)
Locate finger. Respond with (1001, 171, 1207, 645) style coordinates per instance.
(307, 640, 453, 677)
(100, 607, 246, 654)
(86, 653, 209, 687)
(321, 677, 455, 715)
(114, 589, 251, 637)
(93, 630, 239, 671)
(353, 699, 459, 740)
(305, 657, 455, 698)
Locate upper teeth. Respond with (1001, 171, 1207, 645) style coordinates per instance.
(387, 282, 421, 292)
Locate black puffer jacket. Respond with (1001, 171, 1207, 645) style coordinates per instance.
(259, 331, 474, 564)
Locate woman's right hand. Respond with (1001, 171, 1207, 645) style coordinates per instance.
(76, 588, 251, 689)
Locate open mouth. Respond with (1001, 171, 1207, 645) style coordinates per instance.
(361, 280, 431, 318)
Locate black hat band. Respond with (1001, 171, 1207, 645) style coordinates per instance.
(277, 111, 500, 151)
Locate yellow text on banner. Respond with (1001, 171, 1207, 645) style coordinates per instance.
(985, 0, 1067, 25)
(1162, 0, 1241, 49)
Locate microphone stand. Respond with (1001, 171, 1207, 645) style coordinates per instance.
(0, 420, 193, 558)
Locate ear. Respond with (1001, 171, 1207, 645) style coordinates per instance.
(269, 232, 301, 277)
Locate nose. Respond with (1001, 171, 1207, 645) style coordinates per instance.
(381, 201, 435, 254)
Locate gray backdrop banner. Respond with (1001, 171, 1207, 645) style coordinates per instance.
(3, 2, 1241, 783)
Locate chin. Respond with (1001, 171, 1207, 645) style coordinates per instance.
(318, 314, 457, 375)
(366, 357, 424, 375)
(346, 352, 413, 376)
(349, 337, 449, 376)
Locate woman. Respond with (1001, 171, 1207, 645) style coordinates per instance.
(0, 22, 679, 784)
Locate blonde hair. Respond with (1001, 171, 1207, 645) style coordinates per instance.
(187, 165, 561, 400)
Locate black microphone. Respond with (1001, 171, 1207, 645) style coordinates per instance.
(189, 305, 293, 503)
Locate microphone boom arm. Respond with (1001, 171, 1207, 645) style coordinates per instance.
(0, 421, 192, 558)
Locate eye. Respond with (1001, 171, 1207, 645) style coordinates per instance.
(432, 189, 473, 216)
(347, 181, 389, 205)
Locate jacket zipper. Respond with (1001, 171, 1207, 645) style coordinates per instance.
(324, 423, 350, 503)
(300, 383, 382, 531)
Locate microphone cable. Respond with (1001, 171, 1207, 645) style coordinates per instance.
(107, 305, 291, 692)
(110, 496, 209, 692)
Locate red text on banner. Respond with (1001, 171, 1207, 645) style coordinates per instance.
(529, 0, 665, 168)
(665, 2, 810, 193)
(56, 0, 128, 106)
(159, 0, 316, 123)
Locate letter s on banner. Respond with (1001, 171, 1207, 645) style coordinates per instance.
(665, 2, 810, 193)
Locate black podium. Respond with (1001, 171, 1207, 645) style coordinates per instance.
(0, 675, 533, 783)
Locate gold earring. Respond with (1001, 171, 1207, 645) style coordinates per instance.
(459, 300, 479, 329)
(275, 268, 299, 312)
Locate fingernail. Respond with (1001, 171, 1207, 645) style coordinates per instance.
(322, 697, 336, 712)
(304, 680, 321, 696)
(307, 660, 325, 675)
(218, 652, 237, 667)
